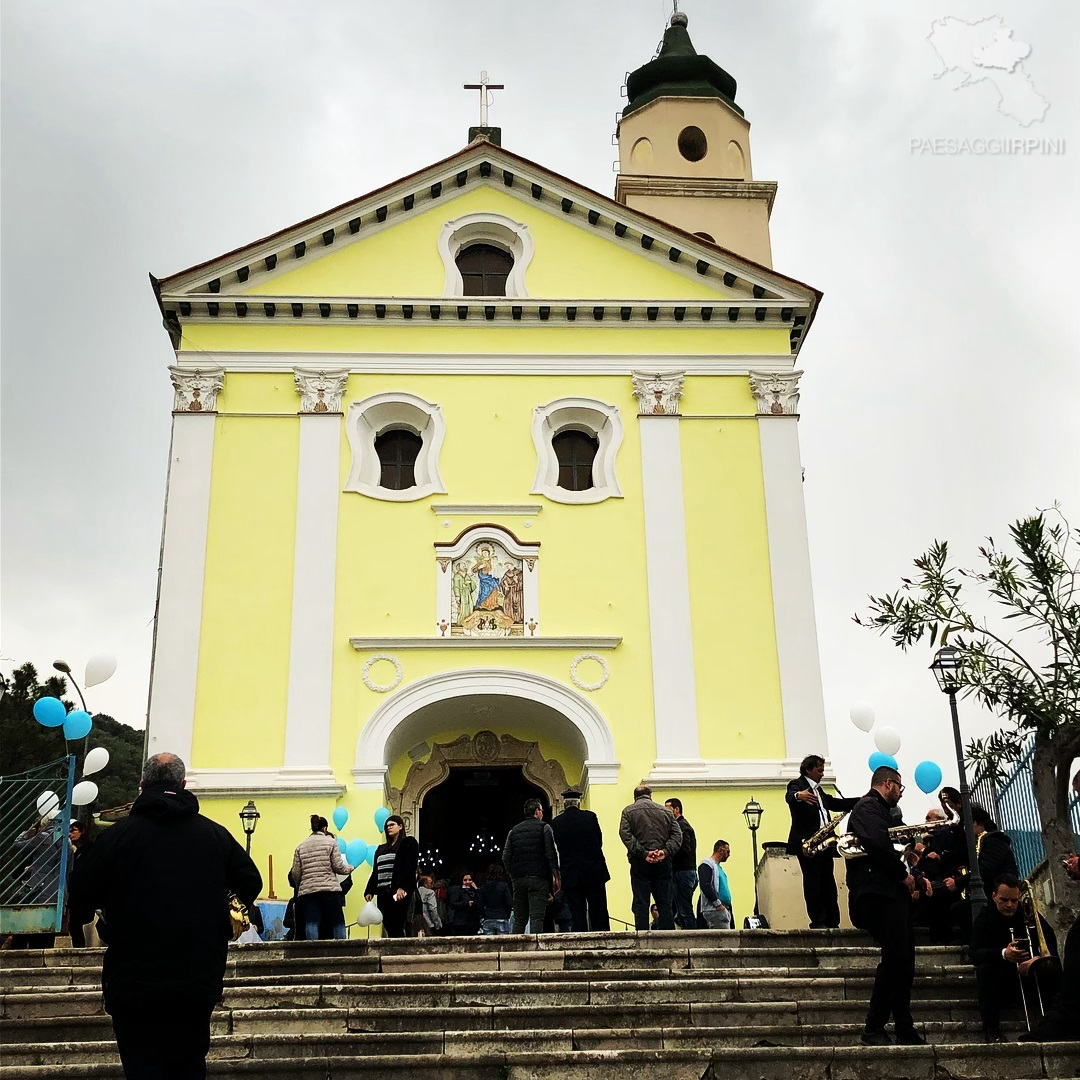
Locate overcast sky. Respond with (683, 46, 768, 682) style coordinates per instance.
(3, 1, 1077, 807)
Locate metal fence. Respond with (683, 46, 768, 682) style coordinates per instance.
(0, 755, 76, 936)
(972, 743, 1080, 878)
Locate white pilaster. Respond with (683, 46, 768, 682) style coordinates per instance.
(751, 370, 829, 760)
(634, 372, 700, 763)
(146, 375, 222, 762)
(281, 400, 343, 784)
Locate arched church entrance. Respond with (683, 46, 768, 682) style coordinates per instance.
(418, 765, 548, 877)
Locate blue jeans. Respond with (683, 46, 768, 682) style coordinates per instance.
(630, 860, 674, 930)
(672, 869, 698, 929)
(480, 918, 511, 935)
(301, 891, 347, 940)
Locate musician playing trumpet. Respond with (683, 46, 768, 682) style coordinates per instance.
(971, 873, 1060, 1042)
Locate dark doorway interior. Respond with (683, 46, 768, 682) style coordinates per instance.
(418, 766, 548, 880)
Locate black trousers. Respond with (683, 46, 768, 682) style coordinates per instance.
(111, 1001, 215, 1080)
(511, 875, 550, 934)
(976, 959, 1062, 1033)
(1029, 914, 1078, 1038)
(375, 890, 410, 938)
(855, 895, 916, 1033)
(797, 852, 841, 928)
(630, 861, 674, 930)
(564, 881, 610, 932)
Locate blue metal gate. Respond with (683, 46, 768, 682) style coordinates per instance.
(0, 755, 76, 936)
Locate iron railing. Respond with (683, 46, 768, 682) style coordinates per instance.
(972, 742, 1080, 878)
(0, 755, 76, 936)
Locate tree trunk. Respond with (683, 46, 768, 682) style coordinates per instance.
(1032, 735, 1078, 938)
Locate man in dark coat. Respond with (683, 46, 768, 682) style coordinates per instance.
(786, 754, 859, 928)
(970, 873, 1059, 1041)
(70, 753, 261, 1080)
(618, 784, 682, 930)
(503, 798, 560, 933)
(550, 789, 610, 932)
(846, 765, 924, 1046)
(664, 798, 698, 930)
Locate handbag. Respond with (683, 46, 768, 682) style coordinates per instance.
(227, 891, 251, 941)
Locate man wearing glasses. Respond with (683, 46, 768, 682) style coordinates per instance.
(846, 765, 925, 1046)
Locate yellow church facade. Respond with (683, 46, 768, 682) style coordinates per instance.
(146, 16, 829, 920)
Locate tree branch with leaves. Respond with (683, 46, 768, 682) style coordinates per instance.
(854, 506, 1079, 933)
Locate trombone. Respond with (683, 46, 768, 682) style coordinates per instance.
(1010, 880, 1059, 1031)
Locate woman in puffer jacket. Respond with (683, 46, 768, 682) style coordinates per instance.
(291, 815, 353, 940)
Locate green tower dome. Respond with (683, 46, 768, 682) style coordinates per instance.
(623, 13, 741, 118)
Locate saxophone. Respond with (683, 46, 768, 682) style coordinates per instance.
(802, 802, 959, 859)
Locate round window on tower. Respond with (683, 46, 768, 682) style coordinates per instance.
(677, 125, 708, 162)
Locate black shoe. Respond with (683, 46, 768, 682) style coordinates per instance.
(895, 1028, 927, 1046)
(983, 1028, 1006, 1044)
(861, 1030, 892, 1046)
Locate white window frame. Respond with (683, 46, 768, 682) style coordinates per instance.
(531, 397, 624, 505)
(345, 392, 447, 502)
(438, 211, 534, 297)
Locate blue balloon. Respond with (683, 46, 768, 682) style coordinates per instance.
(337, 836, 347, 854)
(868, 751, 898, 772)
(33, 696, 67, 728)
(332, 806, 349, 831)
(365, 845, 376, 866)
(63, 710, 93, 741)
(374, 807, 391, 832)
(914, 760, 943, 794)
(346, 839, 368, 867)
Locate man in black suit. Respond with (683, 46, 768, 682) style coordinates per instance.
(786, 754, 858, 928)
(550, 788, 610, 932)
(846, 765, 924, 1046)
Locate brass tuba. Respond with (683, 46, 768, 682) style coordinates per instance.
(832, 803, 960, 860)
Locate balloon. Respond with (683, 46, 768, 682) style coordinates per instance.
(332, 807, 349, 831)
(874, 726, 902, 757)
(374, 807, 391, 832)
(84, 654, 117, 689)
(63, 710, 93, 741)
(366, 845, 376, 866)
(346, 839, 368, 867)
(33, 697, 67, 728)
(36, 790, 60, 818)
(357, 900, 383, 926)
(868, 752, 898, 772)
(849, 702, 875, 733)
(914, 761, 944, 794)
(71, 780, 99, 806)
(336, 836, 347, 854)
(83, 746, 110, 776)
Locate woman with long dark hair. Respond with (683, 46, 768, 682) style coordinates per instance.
(364, 815, 419, 938)
(292, 815, 353, 940)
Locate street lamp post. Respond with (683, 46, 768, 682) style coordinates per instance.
(239, 800, 261, 855)
(742, 798, 764, 917)
(930, 646, 986, 925)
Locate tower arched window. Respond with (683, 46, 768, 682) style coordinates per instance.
(375, 429, 423, 490)
(552, 430, 598, 492)
(455, 243, 514, 296)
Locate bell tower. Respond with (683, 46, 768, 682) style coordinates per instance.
(615, 12, 776, 267)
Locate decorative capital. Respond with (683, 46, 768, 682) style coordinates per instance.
(169, 366, 224, 413)
(294, 368, 350, 414)
(749, 370, 803, 416)
(631, 371, 685, 416)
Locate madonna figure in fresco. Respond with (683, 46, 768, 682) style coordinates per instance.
(472, 546, 504, 611)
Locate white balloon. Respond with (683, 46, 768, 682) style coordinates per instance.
(849, 702, 876, 732)
(83, 746, 111, 776)
(71, 780, 99, 806)
(36, 790, 60, 819)
(874, 725, 902, 756)
(84, 654, 117, 689)
(357, 900, 384, 926)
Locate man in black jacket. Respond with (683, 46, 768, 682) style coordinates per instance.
(550, 789, 610, 932)
(846, 765, 924, 1046)
(70, 753, 261, 1080)
(664, 798, 698, 930)
(503, 798, 560, 933)
(786, 754, 859, 928)
(971, 873, 1059, 1041)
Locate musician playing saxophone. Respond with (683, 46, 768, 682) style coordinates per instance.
(846, 765, 925, 1046)
(785, 754, 859, 928)
(970, 873, 1059, 1042)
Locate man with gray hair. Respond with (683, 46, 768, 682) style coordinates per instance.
(71, 753, 261, 1079)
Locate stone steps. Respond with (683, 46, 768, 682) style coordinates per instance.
(3, 1044, 1079, 1080)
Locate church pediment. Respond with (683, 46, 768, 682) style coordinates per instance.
(153, 142, 819, 352)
